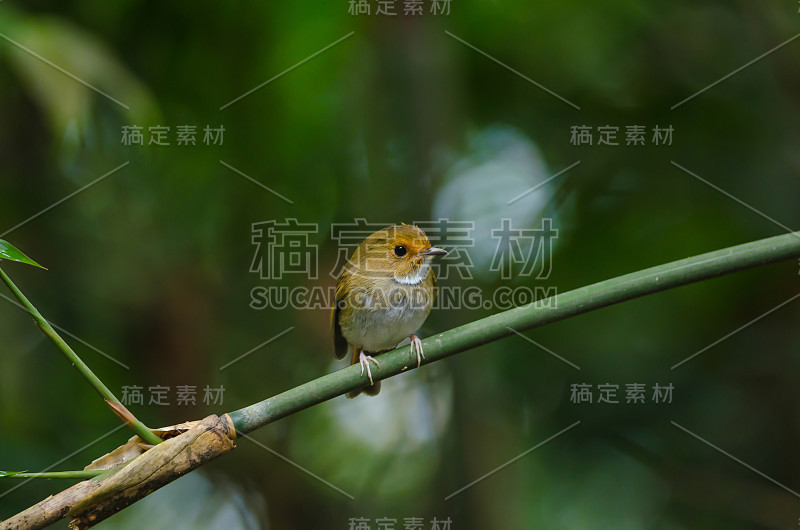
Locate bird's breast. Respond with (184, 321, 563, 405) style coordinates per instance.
(338, 279, 434, 353)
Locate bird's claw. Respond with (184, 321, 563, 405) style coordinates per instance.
(358, 351, 381, 385)
(409, 335, 425, 368)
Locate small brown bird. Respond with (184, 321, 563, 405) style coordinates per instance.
(332, 224, 447, 398)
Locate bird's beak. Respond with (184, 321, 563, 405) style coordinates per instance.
(419, 247, 448, 257)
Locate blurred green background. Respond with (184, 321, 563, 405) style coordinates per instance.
(2, 1, 800, 528)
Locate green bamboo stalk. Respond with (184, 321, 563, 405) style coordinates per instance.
(229, 231, 800, 435)
(0, 267, 162, 446)
(3, 232, 800, 529)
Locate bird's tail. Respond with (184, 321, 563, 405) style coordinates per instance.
(347, 381, 381, 399)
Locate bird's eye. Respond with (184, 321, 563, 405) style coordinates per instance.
(394, 245, 407, 257)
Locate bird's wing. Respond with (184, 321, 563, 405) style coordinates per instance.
(332, 281, 349, 359)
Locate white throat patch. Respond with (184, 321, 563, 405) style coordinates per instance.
(394, 259, 431, 285)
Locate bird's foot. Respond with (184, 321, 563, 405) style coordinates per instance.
(358, 351, 381, 385)
(409, 334, 425, 367)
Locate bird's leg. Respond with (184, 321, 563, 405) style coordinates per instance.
(409, 334, 425, 367)
(358, 349, 381, 385)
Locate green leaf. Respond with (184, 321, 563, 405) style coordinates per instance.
(0, 240, 45, 269)
(0, 470, 27, 477)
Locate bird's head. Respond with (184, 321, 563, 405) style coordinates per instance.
(350, 224, 447, 284)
